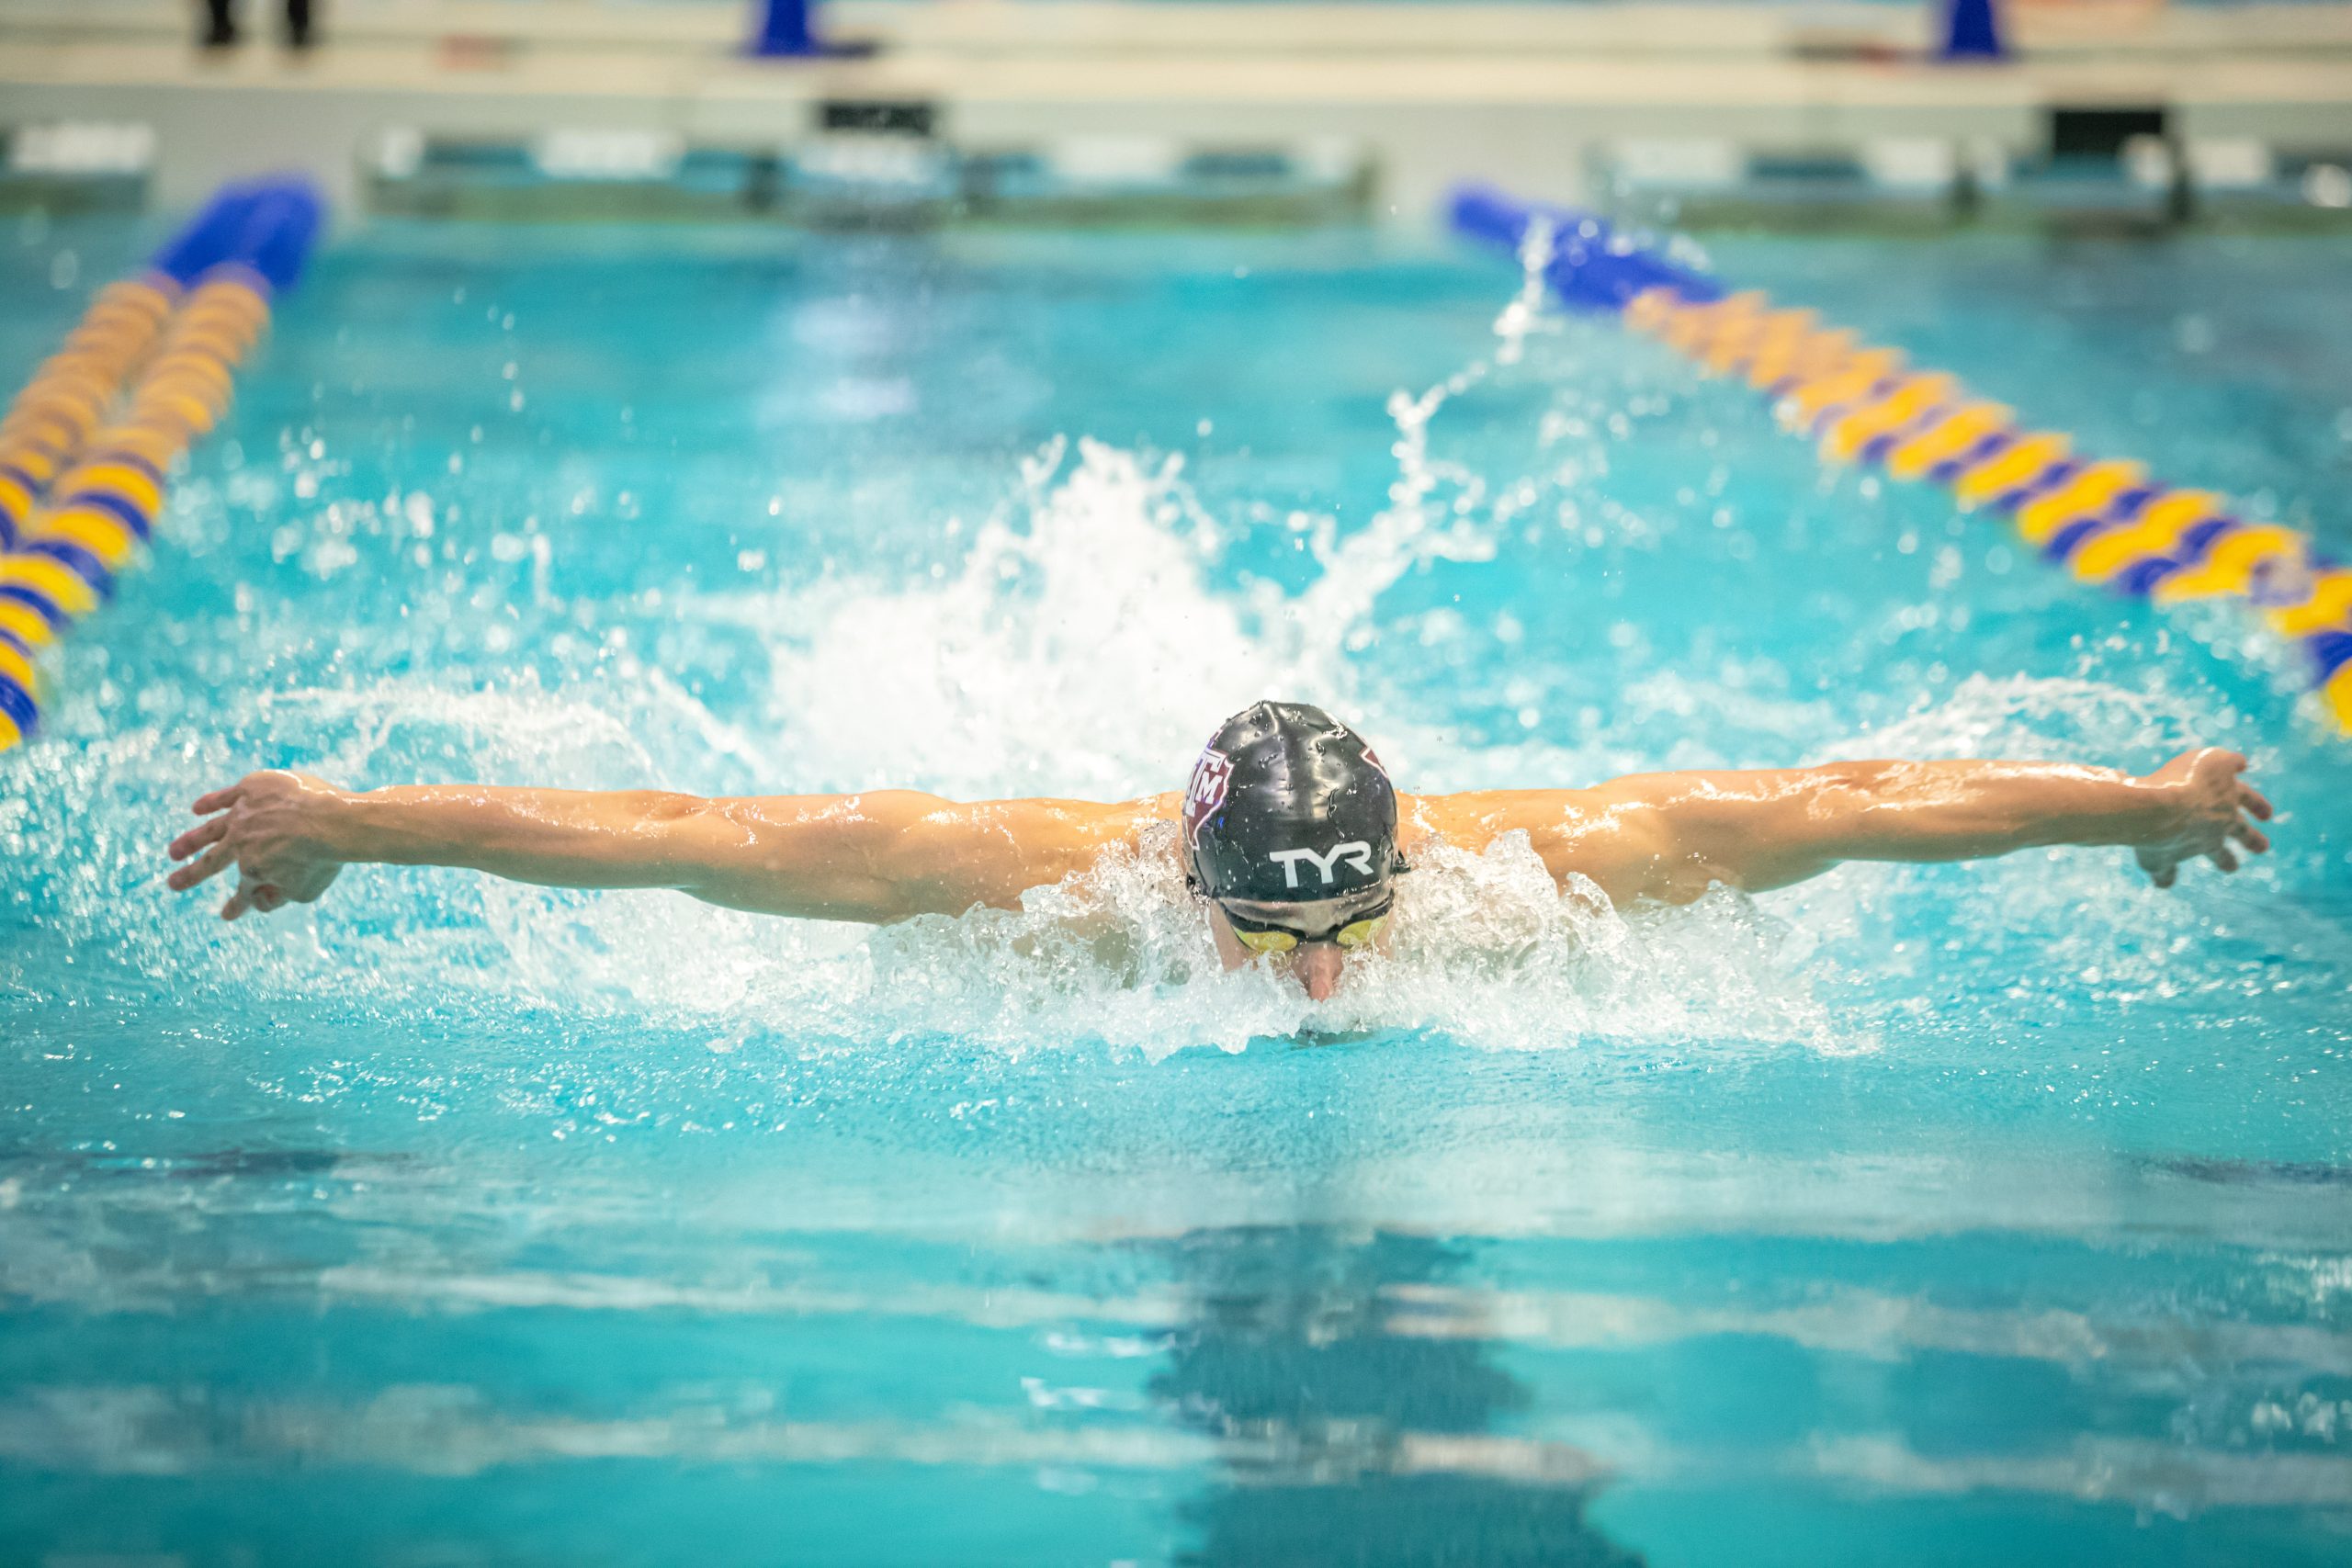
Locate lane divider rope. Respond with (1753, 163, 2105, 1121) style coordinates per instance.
(1449, 184, 2352, 736)
(0, 176, 323, 754)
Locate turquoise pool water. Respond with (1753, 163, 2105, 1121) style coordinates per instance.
(4, 215, 2351, 1565)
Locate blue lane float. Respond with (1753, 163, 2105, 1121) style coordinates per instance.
(1447, 182, 2352, 737)
(0, 176, 323, 752)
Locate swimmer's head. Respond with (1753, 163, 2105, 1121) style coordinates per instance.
(1182, 703, 1404, 997)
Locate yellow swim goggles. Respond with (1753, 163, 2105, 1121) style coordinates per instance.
(1218, 893, 1394, 955)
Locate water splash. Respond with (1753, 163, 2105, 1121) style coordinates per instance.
(5, 256, 2335, 1070)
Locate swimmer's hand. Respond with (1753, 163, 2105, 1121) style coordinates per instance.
(167, 770, 346, 919)
(2131, 747, 2273, 889)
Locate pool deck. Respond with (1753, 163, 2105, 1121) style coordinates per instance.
(5, 0, 2352, 220)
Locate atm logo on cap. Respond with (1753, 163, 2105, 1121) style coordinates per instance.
(1184, 748, 1232, 846)
(1268, 841, 1375, 889)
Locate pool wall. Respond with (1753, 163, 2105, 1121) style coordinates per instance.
(3, 0, 2350, 228)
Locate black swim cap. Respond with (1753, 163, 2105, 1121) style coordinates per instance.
(1182, 701, 1402, 904)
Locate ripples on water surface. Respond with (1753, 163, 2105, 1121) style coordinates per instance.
(4, 217, 2351, 1565)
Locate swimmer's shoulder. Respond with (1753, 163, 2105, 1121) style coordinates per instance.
(1401, 787, 1673, 900)
(896, 795, 1177, 908)
(1059, 794, 1184, 883)
(969, 793, 1181, 870)
(1399, 788, 1606, 851)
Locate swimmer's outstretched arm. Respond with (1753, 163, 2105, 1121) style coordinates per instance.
(1440, 746, 2272, 906)
(165, 771, 1151, 923)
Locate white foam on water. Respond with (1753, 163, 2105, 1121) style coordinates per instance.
(711, 819, 1848, 1061)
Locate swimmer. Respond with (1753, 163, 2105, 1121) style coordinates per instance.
(167, 701, 2273, 1001)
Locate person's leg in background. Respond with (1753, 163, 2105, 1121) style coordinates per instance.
(284, 0, 314, 50)
(202, 0, 238, 48)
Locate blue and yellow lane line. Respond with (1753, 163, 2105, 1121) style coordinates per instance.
(1449, 183, 2352, 737)
(0, 178, 322, 753)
